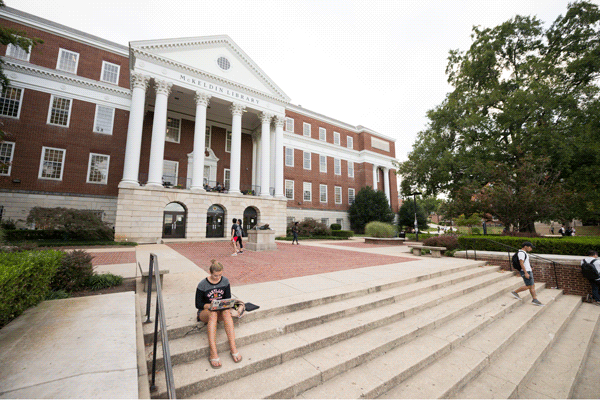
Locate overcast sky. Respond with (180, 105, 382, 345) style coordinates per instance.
(9, 0, 598, 162)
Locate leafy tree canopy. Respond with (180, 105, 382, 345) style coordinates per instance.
(397, 198, 429, 232)
(399, 1, 600, 229)
(348, 186, 394, 233)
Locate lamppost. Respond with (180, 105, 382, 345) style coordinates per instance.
(408, 191, 422, 241)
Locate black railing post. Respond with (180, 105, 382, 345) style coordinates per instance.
(144, 254, 154, 323)
(150, 291, 160, 392)
(552, 261, 559, 290)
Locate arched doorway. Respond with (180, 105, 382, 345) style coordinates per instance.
(243, 206, 258, 237)
(163, 202, 186, 239)
(206, 204, 225, 238)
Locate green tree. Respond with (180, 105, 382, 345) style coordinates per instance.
(455, 213, 482, 234)
(399, 1, 600, 229)
(397, 198, 428, 232)
(348, 186, 394, 233)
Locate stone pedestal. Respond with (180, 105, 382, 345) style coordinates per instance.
(246, 230, 277, 251)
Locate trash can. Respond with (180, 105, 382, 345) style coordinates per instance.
(398, 231, 406, 239)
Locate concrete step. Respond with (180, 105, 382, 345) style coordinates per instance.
(572, 305, 600, 399)
(516, 302, 600, 399)
(298, 285, 556, 399)
(143, 261, 488, 343)
(154, 271, 528, 398)
(450, 294, 582, 399)
(147, 265, 502, 370)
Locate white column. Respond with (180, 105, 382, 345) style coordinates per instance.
(383, 167, 391, 204)
(191, 91, 211, 191)
(146, 79, 173, 187)
(270, 125, 276, 192)
(372, 165, 378, 190)
(260, 112, 273, 197)
(255, 134, 262, 192)
(251, 131, 259, 189)
(274, 115, 285, 198)
(120, 72, 149, 187)
(229, 102, 245, 194)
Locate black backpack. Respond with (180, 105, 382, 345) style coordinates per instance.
(512, 251, 526, 271)
(581, 259, 600, 281)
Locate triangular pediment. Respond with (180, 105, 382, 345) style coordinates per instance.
(130, 35, 290, 102)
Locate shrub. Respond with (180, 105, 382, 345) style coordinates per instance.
(26, 207, 113, 241)
(330, 223, 342, 231)
(86, 273, 123, 290)
(348, 187, 394, 233)
(0, 250, 64, 328)
(331, 230, 354, 238)
(500, 231, 542, 238)
(365, 221, 397, 238)
(423, 234, 460, 251)
(405, 233, 435, 241)
(46, 290, 70, 300)
(1, 219, 16, 230)
(288, 218, 331, 237)
(51, 250, 94, 292)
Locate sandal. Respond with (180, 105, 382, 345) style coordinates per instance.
(230, 352, 242, 363)
(209, 357, 221, 369)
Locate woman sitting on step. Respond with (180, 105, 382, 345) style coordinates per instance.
(195, 260, 242, 369)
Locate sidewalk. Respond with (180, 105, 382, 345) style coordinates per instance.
(0, 239, 472, 399)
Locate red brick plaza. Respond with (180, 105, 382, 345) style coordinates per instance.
(166, 241, 413, 285)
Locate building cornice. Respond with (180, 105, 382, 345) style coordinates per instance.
(0, 7, 129, 56)
(2, 58, 131, 98)
(286, 104, 397, 143)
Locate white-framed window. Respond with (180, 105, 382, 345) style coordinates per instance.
(47, 95, 72, 127)
(205, 126, 211, 149)
(320, 154, 327, 173)
(100, 61, 120, 85)
(0, 87, 24, 118)
(333, 131, 340, 145)
(348, 188, 356, 204)
(287, 216, 295, 225)
(165, 117, 181, 143)
(6, 38, 31, 61)
(285, 179, 294, 199)
(56, 48, 79, 74)
(347, 136, 354, 149)
(320, 184, 328, 203)
(163, 160, 178, 186)
(285, 117, 294, 132)
(0, 141, 15, 176)
(335, 186, 342, 204)
(285, 147, 294, 167)
(225, 130, 232, 152)
(321, 218, 329, 226)
(334, 158, 341, 175)
(39, 146, 65, 180)
(348, 161, 354, 178)
(224, 168, 231, 190)
(303, 151, 311, 170)
(336, 218, 343, 229)
(203, 165, 210, 185)
(303, 122, 311, 137)
(86, 153, 110, 184)
(303, 182, 312, 202)
(319, 127, 326, 141)
(93, 105, 115, 134)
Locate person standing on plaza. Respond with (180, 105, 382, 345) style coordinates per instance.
(236, 219, 244, 254)
(581, 250, 600, 304)
(230, 218, 239, 256)
(291, 221, 299, 245)
(195, 260, 242, 368)
(511, 242, 544, 306)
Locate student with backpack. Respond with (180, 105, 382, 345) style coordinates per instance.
(581, 250, 600, 305)
(510, 242, 544, 306)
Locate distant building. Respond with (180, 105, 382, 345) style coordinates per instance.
(0, 7, 399, 242)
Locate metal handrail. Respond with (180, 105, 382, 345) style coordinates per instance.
(464, 237, 562, 290)
(144, 253, 176, 399)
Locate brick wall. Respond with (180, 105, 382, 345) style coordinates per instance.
(0, 19, 129, 88)
(462, 255, 592, 297)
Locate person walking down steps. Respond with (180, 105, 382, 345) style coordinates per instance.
(511, 242, 544, 306)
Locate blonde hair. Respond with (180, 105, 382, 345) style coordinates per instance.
(209, 259, 224, 273)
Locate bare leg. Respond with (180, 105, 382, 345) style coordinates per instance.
(528, 285, 537, 300)
(222, 310, 241, 361)
(200, 310, 221, 367)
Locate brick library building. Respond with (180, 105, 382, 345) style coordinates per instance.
(0, 7, 399, 243)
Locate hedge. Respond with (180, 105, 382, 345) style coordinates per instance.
(276, 236, 350, 241)
(0, 250, 64, 328)
(457, 235, 600, 256)
(5, 229, 114, 242)
(405, 233, 435, 241)
(331, 230, 354, 238)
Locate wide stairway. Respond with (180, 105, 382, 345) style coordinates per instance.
(146, 262, 600, 398)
